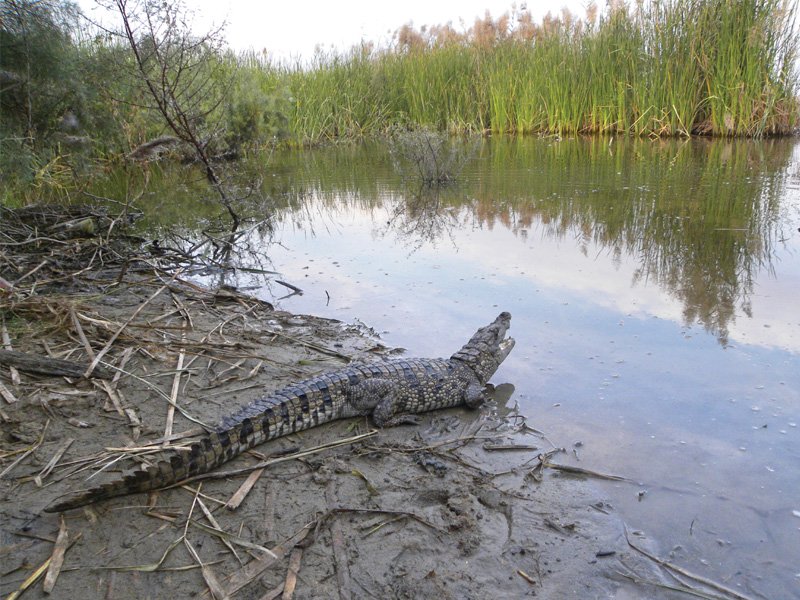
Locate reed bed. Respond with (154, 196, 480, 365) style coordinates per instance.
(246, 0, 799, 141)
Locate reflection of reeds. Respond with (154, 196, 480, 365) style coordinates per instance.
(254, 137, 792, 344)
(473, 137, 790, 344)
(243, 0, 798, 140)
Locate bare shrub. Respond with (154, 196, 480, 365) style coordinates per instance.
(389, 127, 478, 186)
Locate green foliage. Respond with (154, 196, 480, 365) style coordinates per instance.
(224, 62, 292, 149)
(283, 45, 393, 143)
(0, 0, 88, 183)
(1, 1, 78, 137)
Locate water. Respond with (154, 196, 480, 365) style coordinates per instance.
(202, 136, 799, 596)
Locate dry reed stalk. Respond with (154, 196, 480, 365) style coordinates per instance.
(544, 461, 629, 482)
(185, 538, 229, 600)
(209, 358, 247, 386)
(222, 520, 315, 596)
(0, 419, 49, 479)
(325, 482, 353, 600)
(281, 548, 303, 600)
(42, 516, 69, 593)
(170, 291, 194, 330)
(178, 484, 228, 508)
(5, 532, 82, 600)
(60, 441, 193, 488)
(188, 520, 276, 558)
(112, 346, 135, 386)
(103, 444, 193, 454)
(195, 496, 242, 563)
(624, 526, 757, 600)
(74, 312, 120, 332)
(124, 407, 142, 441)
(263, 485, 276, 541)
(225, 467, 264, 510)
(261, 328, 352, 362)
(1, 318, 21, 385)
(13, 260, 49, 286)
(95, 380, 125, 416)
(163, 339, 187, 442)
(246, 360, 263, 379)
(84, 273, 179, 378)
(171, 430, 378, 486)
(517, 569, 537, 585)
(0, 379, 18, 403)
(129, 427, 206, 447)
(34, 438, 74, 486)
(101, 363, 209, 428)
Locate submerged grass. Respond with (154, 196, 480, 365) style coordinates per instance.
(250, 0, 799, 141)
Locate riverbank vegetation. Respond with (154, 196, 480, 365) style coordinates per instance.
(1, 0, 799, 199)
(275, 0, 799, 141)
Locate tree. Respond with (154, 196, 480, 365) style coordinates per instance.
(109, 0, 239, 227)
(0, 0, 85, 179)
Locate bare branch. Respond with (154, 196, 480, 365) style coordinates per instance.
(110, 0, 239, 229)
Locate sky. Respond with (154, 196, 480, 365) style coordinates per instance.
(78, 0, 587, 60)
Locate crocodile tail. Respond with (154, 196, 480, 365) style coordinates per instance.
(43, 423, 253, 513)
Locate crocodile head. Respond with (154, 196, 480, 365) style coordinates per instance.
(450, 312, 515, 383)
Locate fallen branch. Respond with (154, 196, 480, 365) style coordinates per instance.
(0, 349, 114, 380)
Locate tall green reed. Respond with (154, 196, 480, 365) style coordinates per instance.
(247, 0, 798, 141)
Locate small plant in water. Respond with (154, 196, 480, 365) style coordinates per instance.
(389, 127, 477, 186)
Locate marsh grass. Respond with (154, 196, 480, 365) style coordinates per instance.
(258, 0, 798, 141)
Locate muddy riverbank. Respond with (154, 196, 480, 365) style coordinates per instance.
(0, 205, 728, 599)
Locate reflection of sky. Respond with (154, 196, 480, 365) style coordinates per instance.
(263, 191, 800, 452)
(267, 193, 800, 354)
(258, 183, 800, 597)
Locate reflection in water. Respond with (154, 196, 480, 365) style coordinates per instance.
(256, 137, 793, 346)
(484, 139, 787, 346)
(385, 187, 462, 251)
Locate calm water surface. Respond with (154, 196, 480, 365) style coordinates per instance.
(231, 137, 800, 596)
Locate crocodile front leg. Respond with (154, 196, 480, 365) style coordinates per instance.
(464, 381, 489, 408)
(347, 378, 421, 427)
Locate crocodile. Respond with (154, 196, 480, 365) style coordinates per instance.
(45, 312, 514, 512)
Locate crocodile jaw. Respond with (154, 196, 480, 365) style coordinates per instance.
(450, 312, 515, 383)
